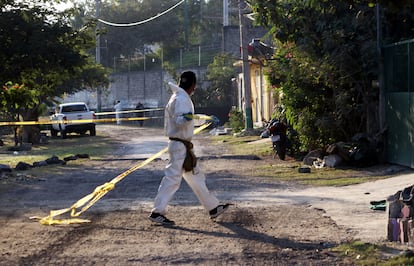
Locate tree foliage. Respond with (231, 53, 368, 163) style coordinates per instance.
(0, 1, 109, 106)
(95, 0, 183, 67)
(203, 53, 238, 107)
(0, 82, 39, 123)
(250, 0, 414, 150)
(73, 0, 226, 69)
(0, 0, 109, 142)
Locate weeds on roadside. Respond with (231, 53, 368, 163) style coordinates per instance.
(332, 241, 414, 265)
(0, 133, 113, 167)
(212, 135, 394, 187)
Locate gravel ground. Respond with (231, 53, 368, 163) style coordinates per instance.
(0, 124, 412, 265)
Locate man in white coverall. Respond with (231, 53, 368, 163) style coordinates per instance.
(149, 71, 229, 225)
(114, 100, 122, 125)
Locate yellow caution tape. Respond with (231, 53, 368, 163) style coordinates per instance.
(30, 121, 212, 225)
(0, 116, 159, 126)
(0, 110, 214, 127)
(0, 108, 164, 126)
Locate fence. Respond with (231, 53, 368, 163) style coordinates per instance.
(111, 44, 222, 73)
(384, 39, 414, 167)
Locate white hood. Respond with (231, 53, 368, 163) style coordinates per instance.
(168, 82, 181, 93)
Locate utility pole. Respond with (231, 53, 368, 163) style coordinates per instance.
(239, 0, 253, 129)
(95, 0, 102, 112)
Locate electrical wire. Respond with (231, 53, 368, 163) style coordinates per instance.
(96, 0, 184, 27)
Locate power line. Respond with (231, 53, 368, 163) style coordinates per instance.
(96, 0, 184, 27)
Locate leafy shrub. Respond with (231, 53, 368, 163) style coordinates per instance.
(228, 108, 244, 133)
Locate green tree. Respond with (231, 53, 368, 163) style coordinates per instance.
(93, 0, 182, 68)
(250, 0, 414, 150)
(0, 82, 40, 144)
(202, 53, 238, 108)
(0, 0, 109, 143)
(73, 0, 226, 69)
(0, 82, 39, 121)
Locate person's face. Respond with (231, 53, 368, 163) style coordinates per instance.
(187, 83, 196, 96)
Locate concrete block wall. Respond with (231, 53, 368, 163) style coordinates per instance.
(63, 68, 207, 112)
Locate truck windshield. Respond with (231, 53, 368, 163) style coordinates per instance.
(61, 105, 87, 112)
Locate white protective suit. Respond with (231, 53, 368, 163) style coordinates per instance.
(151, 82, 219, 215)
(114, 101, 122, 125)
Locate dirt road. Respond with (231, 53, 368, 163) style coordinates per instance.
(0, 124, 412, 265)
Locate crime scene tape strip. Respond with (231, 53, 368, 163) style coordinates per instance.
(0, 109, 212, 127)
(0, 117, 155, 126)
(0, 108, 162, 126)
(30, 120, 212, 225)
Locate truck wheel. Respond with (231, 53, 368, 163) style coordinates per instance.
(60, 130, 67, 139)
(51, 128, 58, 137)
(90, 126, 96, 136)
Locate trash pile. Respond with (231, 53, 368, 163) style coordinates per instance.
(303, 133, 381, 168)
(387, 185, 414, 243)
(0, 154, 90, 173)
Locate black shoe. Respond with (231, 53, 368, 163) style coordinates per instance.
(209, 203, 231, 219)
(148, 212, 175, 225)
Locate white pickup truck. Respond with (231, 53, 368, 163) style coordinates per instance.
(50, 102, 96, 139)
